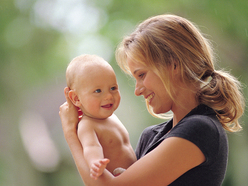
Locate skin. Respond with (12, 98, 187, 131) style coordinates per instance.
(59, 59, 206, 185)
(127, 59, 199, 127)
(67, 62, 136, 180)
(69, 63, 120, 119)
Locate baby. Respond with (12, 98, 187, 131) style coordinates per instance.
(66, 54, 136, 179)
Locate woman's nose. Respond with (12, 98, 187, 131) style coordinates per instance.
(135, 84, 145, 96)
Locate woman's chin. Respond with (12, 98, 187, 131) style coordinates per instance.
(152, 107, 170, 115)
(152, 108, 162, 115)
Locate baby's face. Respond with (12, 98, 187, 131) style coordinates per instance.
(75, 65, 121, 119)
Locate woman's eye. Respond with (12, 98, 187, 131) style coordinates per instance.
(139, 73, 145, 78)
(94, 89, 101, 93)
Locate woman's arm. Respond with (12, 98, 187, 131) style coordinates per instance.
(59, 88, 113, 185)
(109, 137, 205, 186)
(59, 88, 205, 186)
(87, 136, 205, 186)
(59, 88, 93, 185)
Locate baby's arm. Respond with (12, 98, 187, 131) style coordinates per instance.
(77, 120, 110, 180)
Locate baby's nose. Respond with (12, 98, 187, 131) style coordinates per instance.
(105, 92, 113, 100)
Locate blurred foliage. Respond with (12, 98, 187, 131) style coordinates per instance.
(0, 0, 247, 185)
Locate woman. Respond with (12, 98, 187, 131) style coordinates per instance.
(59, 14, 245, 186)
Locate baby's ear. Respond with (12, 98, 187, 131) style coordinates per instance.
(68, 90, 81, 107)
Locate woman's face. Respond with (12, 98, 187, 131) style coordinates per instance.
(127, 59, 174, 114)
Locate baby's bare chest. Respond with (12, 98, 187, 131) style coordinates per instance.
(97, 125, 128, 148)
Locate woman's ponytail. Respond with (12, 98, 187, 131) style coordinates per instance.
(198, 70, 245, 132)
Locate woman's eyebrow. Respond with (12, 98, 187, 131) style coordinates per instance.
(133, 69, 141, 75)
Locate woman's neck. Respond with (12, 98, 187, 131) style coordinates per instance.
(172, 88, 199, 127)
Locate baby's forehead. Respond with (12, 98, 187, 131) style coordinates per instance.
(80, 61, 112, 73)
(69, 57, 108, 71)
(77, 60, 114, 78)
(67, 55, 114, 83)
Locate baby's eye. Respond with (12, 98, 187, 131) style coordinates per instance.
(94, 89, 101, 93)
(110, 86, 117, 91)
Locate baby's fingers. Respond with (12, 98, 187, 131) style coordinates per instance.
(99, 158, 110, 166)
(90, 167, 100, 180)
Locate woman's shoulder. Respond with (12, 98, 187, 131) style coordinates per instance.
(181, 107, 225, 134)
(181, 114, 219, 129)
(172, 112, 223, 141)
(176, 104, 223, 133)
(142, 120, 172, 136)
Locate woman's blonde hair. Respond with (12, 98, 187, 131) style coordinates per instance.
(116, 14, 245, 132)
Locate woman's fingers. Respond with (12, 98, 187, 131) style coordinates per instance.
(78, 108, 83, 116)
(64, 87, 82, 121)
(59, 101, 68, 117)
(59, 87, 80, 129)
(64, 87, 71, 104)
(113, 167, 126, 176)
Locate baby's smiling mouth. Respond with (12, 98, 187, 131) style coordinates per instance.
(101, 104, 113, 108)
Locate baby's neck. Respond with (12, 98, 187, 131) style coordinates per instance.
(82, 113, 109, 121)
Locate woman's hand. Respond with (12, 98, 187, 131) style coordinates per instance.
(59, 87, 82, 137)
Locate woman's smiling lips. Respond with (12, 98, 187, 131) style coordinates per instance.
(146, 93, 155, 104)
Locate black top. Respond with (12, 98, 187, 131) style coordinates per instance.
(135, 104, 228, 186)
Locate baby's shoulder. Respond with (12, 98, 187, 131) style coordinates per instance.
(77, 117, 98, 131)
(107, 114, 123, 125)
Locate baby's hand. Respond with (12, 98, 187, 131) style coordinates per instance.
(90, 158, 110, 180)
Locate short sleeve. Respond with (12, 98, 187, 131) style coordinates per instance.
(166, 115, 220, 165)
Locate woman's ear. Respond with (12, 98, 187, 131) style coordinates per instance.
(172, 61, 179, 75)
(68, 90, 81, 107)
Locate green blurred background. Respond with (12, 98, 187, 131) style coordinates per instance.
(0, 0, 247, 185)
